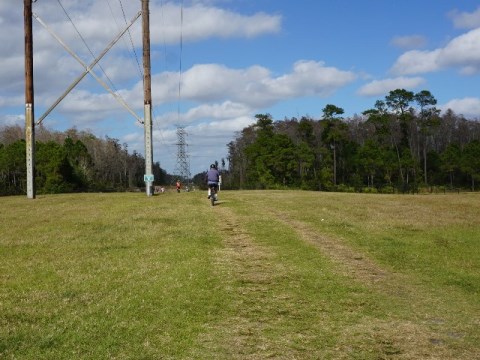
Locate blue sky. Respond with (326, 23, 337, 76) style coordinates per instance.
(1, 1, 480, 176)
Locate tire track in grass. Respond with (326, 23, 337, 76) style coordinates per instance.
(271, 210, 392, 288)
(270, 209, 478, 360)
(197, 205, 461, 359)
(199, 205, 302, 359)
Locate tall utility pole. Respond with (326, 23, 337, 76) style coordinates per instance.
(24, 0, 35, 199)
(24, 1, 151, 197)
(142, 0, 154, 196)
(174, 126, 191, 184)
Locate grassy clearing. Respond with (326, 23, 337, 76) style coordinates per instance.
(0, 190, 479, 359)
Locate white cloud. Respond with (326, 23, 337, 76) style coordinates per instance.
(146, 60, 357, 114)
(357, 77, 425, 97)
(18, 1, 281, 54)
(180, 64, 260, 102)
(152, 101, 252, 127)
(448, 7, 480, 29)
(1, 2, 353, 135)
(191, 116, 255, 135)
(390, 35, 427, 50)
(440, 28, 480, 72)
(181, 101, 253, 123)
(150, 2, 281, 44)
(3, 55, 357, 144)
(177, 61, 355, 106)
(0, 1, 281, 106)
(391, 28, 480, 75)
(58, 90, 118, 112)
(267, 60, 357, 98)
(390, 49, 442, 75)
(440, 97, 480, 118)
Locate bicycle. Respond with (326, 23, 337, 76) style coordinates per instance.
(208, 183, 218, 206)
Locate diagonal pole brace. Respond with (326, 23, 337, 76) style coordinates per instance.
(33, 11, 143, 125)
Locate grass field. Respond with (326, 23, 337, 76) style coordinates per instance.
(1, 190, 479, 359)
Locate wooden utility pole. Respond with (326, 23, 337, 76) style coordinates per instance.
(142, 0, 154, 196)
(24, 0, 35, 199)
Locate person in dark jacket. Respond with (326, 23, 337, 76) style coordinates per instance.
(205, 163, 220, 200)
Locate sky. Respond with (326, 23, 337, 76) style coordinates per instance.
(2, 1, 480, 176)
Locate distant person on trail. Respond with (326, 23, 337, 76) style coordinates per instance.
(205, 164, 220, 200)
(176, 180, 181, 193)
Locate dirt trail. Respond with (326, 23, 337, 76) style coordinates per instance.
(200, 205, 476, 359)
(271, 210, 394, 288)
(201, 205, 291, 358)
(268, 209, 477, 359)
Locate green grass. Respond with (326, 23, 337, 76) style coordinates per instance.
(1, 190, 479, 359)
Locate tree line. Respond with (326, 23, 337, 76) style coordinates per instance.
(3, 88, 480, 196)
(223, 89, 480, 192)
(0, 126, 166, 196)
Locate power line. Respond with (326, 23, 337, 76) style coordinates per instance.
(173, 0, 187, 181)
(177, 0, 184, 123)
(56, 0, 117, 93)
(117, 0, 143, 80)
(152, 0, 173, 148)
(104, 0, 143, 82)
(152, 1, 186, 166)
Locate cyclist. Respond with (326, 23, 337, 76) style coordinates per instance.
(206, 163, 220, 201)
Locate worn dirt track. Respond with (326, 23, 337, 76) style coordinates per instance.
(202, 203, 477, 359)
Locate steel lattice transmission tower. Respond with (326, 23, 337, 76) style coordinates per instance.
(173, 126, 191, 183)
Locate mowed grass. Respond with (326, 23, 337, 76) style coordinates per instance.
(0, 190, 479, 359)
